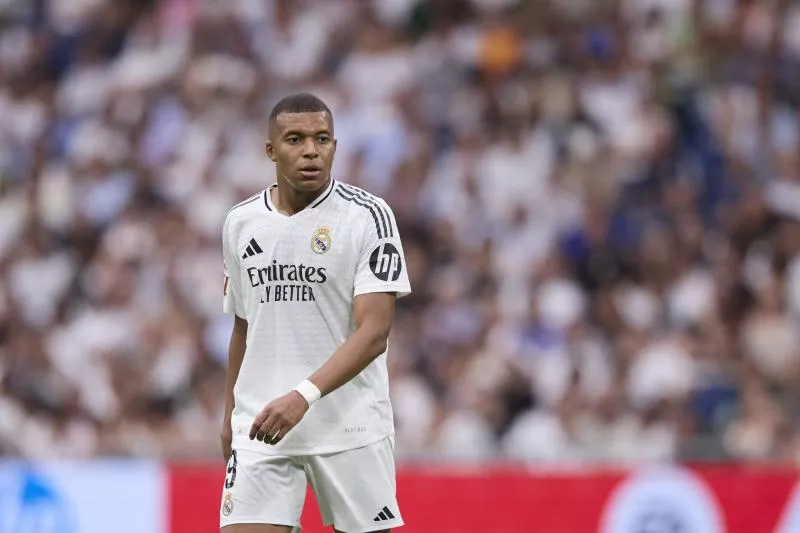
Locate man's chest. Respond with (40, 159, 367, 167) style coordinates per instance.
(233, 215, 357, 305)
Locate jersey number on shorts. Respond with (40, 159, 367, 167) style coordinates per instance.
(225, 449, 238, 489)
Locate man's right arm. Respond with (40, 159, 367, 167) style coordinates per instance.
(222, 315, 247, 463)
(220, 213, 248, 463)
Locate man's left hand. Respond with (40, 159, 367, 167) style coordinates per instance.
(249, 391, 310, 445)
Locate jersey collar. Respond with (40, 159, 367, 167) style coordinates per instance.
(264, 179, 336, 214)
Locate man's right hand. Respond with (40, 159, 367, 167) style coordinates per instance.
(221, 420, 233, 463)
(222, 316, 247, 463)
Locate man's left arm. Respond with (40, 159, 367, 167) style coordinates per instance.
(309, 292, 395, 395)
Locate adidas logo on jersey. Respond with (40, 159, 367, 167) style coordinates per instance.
(241, 238, 263, 259)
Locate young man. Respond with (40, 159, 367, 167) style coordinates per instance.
(219, 93, 410, 533)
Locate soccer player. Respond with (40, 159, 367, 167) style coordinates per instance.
(219, 93, 410, 533)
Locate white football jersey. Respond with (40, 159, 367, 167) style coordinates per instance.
(222, 179, 411, 455)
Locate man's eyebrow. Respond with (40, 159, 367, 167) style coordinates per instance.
(282, 129, 332, 138)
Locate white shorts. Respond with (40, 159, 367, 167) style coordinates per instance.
(219, 436, 403, 532)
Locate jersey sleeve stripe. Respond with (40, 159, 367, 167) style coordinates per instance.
(338, 184, 392, 238)
(227, 193, 261, 214)
(334, 188, 384, 238)
(338, 184, 391, 237)
(337, 186, 388, 237)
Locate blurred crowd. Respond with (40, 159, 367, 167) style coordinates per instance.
(1, 0, 799, 465)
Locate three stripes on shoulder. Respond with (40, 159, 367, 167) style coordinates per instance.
(335, 184, 394, 239)
(229, 192, 261, 214)
(228, 183, 393, 240)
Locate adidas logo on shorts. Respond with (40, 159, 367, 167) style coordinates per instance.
(373, 506, 396, 522)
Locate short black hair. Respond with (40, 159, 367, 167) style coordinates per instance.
(268, 93, 332, 126)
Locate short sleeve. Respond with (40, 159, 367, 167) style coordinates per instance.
(353, 200, 412, 298)
(222, 216, 247, 318)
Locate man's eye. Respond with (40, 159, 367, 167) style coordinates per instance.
(287, 136, 301, 144)
(317, 136, 330, 144)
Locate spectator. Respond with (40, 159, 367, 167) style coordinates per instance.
(0, 0, 798, 466)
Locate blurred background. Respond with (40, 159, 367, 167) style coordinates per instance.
(1, 0, 800, 530)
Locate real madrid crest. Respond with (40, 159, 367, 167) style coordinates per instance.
(222, 493, 234, 516)
(311, 227, 332, 254)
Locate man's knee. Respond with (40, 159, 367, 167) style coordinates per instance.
(222, 524, 295, 533)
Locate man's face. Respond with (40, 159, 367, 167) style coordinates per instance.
(266, 111, 336, 192)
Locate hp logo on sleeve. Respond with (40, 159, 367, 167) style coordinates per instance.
(369, 243, 403, 281)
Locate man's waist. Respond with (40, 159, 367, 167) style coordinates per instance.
(231, 428, 391, 456)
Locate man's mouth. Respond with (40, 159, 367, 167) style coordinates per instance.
(299, 166, 322, 178)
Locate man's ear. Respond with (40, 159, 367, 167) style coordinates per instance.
(265, 141, 276, 162)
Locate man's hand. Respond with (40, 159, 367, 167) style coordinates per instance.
(249, 391, 309, 445)
(221, 419, 233, 463)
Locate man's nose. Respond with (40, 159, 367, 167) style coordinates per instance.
(302, 138, 318, 157)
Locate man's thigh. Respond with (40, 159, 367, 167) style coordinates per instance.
(333, 530, 390, 533)
(307, 437, 403, 533)
(219, 449, 306, 532)
(223, 525, 295, 533)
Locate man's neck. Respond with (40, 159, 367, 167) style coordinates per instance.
(273, 177, 330, 216)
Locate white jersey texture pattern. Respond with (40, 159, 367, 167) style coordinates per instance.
(222, 179, 411, 455)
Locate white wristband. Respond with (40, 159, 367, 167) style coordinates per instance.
(294, 379, 322, 406)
